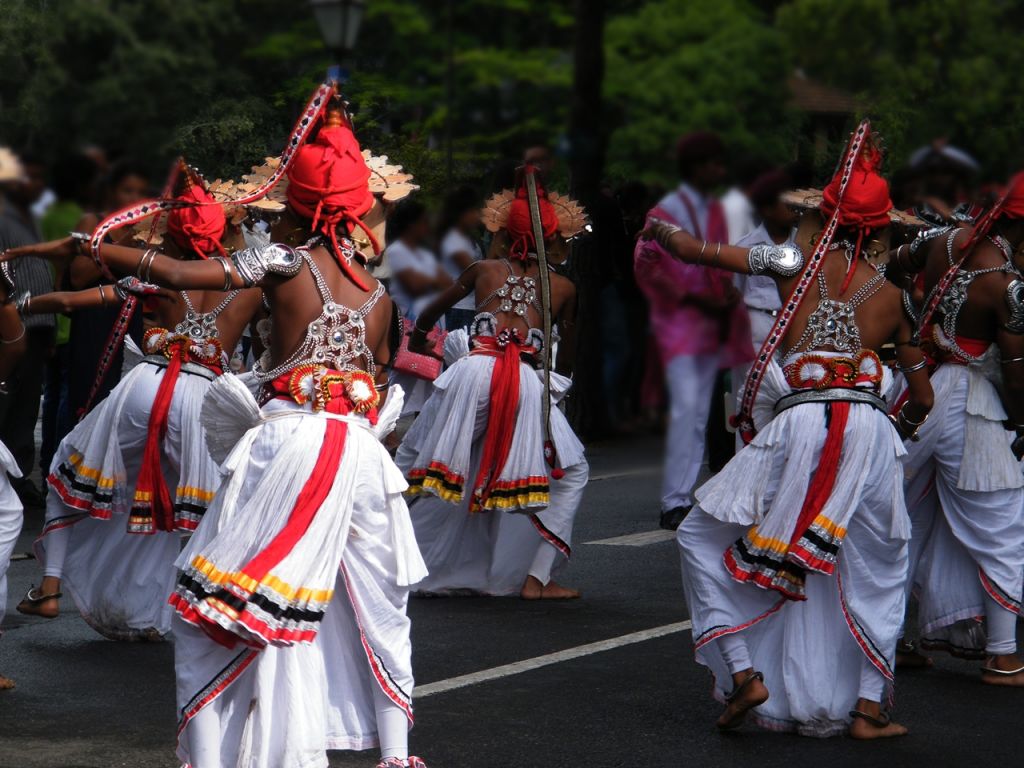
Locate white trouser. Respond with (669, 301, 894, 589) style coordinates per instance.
(662, 353, 719, 510)
(0, 478, 23, 630)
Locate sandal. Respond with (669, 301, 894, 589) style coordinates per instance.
(15, 586, 62, 618)
(849, 708, 892, 729)
(717, 670, 766, 731)
(896, 639, 933, 669)
(919, 636, 986, 661)
(981, 662, 1024, 676)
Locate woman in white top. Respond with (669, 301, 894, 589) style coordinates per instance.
(383, 200, 450, 320)
(437, 186, 483, 330)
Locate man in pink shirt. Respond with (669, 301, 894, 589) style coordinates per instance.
(634, 132, 753, 530)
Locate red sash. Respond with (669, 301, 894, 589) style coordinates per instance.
(130, 333, 224, 534)
(469, 333, 535, 513)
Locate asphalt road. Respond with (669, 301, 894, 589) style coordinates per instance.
(1, 434, 1022, 768)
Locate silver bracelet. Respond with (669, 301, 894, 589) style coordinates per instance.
(0, 322, 26, 345)
(212, 256, 234, 291)
(648, 218, 683, 249)
(143, 249, 158, 283)
(1001, 356, 1024, 365)
(413, 319, 433, 334)
(898, 358, 928, 374)
(136, 249, 157, 282)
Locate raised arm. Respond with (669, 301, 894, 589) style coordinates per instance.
(642, 218, 802, 278)
(16, 277, 171, 316)
(2, 236, 301, 292)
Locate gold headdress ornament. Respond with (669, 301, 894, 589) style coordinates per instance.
(0, 148, 25, 184)
(482, 187, 589, 240)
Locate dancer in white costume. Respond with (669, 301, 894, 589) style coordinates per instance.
(647, 125, 934, 738)
(0, 246, 27, 689)
(14, 91, 430, 768)
(11, 171, 261, 640)
(888, 172, 1024, 679)
(396, 169, 589, 599)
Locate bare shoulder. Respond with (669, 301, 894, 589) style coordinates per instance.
(550, 271, 575, 295)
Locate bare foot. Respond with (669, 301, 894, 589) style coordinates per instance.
(16, 577, 62, 619)
(716, 669, 769, 730)
(981, 654, 1024, 686)
(849, 698, 908, 739)
(0, 675, 13, 691)
(520, 576, 581, 600)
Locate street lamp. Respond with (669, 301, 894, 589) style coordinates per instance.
(310, 0, 367, 82)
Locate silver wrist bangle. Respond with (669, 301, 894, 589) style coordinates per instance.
(898, 358, 928, 374)
(1001, 356, 1024, 365)
(212, 256, 234, 291)
(0, 322, 26, 345)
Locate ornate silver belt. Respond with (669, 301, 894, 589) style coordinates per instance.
(773, 387, 887, 416)
(142, 355, 219, 381)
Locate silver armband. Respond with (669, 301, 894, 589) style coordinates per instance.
(747, 243, 803, 277)
(0, 263, 14, 300)
(909, 225, 953, 257)
(13, 291, 30, 316)
(1005, 278, 1024, 334)
(901, 289, 920, 325)
(230, 243, 302, 287)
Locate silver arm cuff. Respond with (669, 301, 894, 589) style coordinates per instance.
(230, 243, 302, 287)
(747, 243, 804, 277)
(909, 225, 953, 257)
(1005, 278, 1024, 334)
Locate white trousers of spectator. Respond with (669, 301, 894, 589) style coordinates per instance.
(662, 352, 719, 511)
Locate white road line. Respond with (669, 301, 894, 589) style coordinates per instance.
(415, 620, 691, 698)
(588, 465, 659, 482)
(585, 529, 676, 547)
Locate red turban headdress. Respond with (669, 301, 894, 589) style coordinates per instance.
(957, 171, 1024, 257)
(820, 144, 893, 293)
(505, 169, 559, 261)
(166, 183, 227, 259)
(287, 121, 377, 290)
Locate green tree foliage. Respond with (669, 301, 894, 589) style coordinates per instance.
(2, 0, 1022, 194)
(604, 0, 798, 185)
(777, 0, 1024, 176)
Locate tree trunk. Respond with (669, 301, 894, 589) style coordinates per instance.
(566, 0, 608, 439)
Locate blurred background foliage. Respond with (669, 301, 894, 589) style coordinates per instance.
(2, 0, 1024, 195)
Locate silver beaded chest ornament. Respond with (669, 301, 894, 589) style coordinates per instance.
(917, 181, 1024, 343)
(175, 290, 239, 341)
(735, 119, 873, 442)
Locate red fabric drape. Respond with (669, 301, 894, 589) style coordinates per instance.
(469, 336, 533, 512)
(287, 124, 376, 290)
